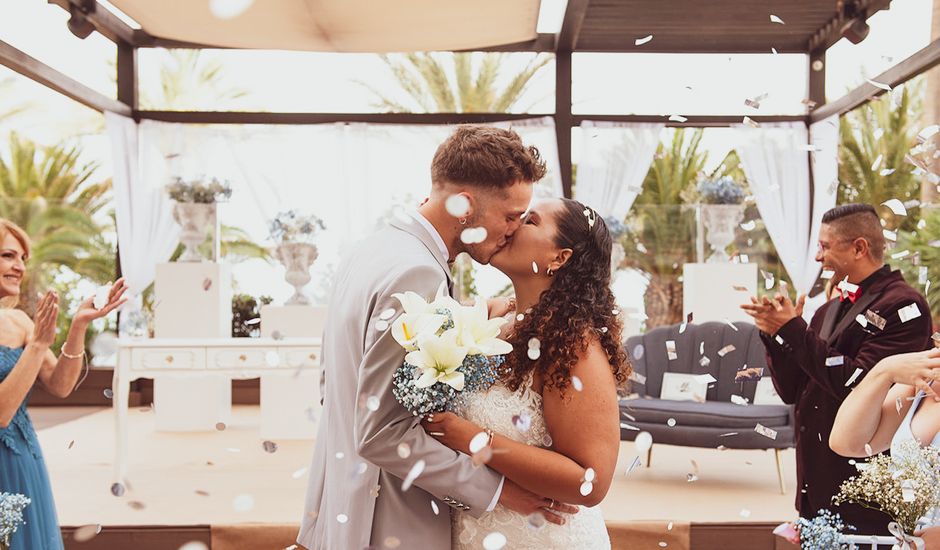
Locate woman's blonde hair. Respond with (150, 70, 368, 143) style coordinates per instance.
(0, 218, 30, 309)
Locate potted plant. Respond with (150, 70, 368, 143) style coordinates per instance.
(166, 176, 232, 262)
(697, 176, 746, 262)
(269, 210, 326, 305)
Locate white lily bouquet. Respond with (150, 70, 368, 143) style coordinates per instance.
(0, 492, 31, 550)
(390, 285, 512, 416)
(833, 440, 940, 548)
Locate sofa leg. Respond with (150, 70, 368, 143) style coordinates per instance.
(774, 448, 786, 495)
(646, 445, 652, 468)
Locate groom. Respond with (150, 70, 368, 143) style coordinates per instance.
(297, 125, 574, 550)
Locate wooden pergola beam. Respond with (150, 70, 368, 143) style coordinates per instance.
(556, 0, 590, 53)
(0, 39, 131, 116)
(811, 36, 940, 122)
(47, 0, 138, 45)
(572, 114, 807, 127)
(806, 0, 891, 54)
(137, 111, 545, 125)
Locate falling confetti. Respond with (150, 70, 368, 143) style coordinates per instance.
(572, 375, 583, 391)
(384, 536, 402, 549)
(883, 229, 897, 242)
(825, 356, 845, 367)
(626, 455, 643, 475)
(93, 283, 111, 310)
(110, 482, 126, 497)
(740, 220, 756, 231)
(699, 356, 711, 367)
(445, 194, 471, 217)
(821, 269, 835, 280)
(633, 344, 645, 360)
(845, 368, 864, 387)
(512, 412, 532, 432)
(402, 459, 426, 491)
(233, 494, 255, 512)
(668, 114, 688, 123)
(531, 262, 539, 274)
(103, 388, 114, 399)
(291, 467, 308, 479)
(898, 303, 922, 323)
(666, 418, 677, 427)
(666, 340, 678, 360)
(579, 481, 594, 496)
(755, 423, 777, 440)
(527, 348, 541, 360)
(397, 443, 411, 459)
(743, 116, 760, 128)
(469, 432, 491, 454)
(880, 168, 896, 176)
(635, 34, 653, 46)
(634, 431, 653, 453)
(730, 395, 749, 406)
(336, 513, 349, 524)
(366, 395, 381, 411)
(73, 524, 103, 542)
(864, 310, 887, 330)
(460, 227, 488, 244)
(891, 250, 911, 260)
(262, 440, 278, 453)
(431, 500, 440, 515)
(717, 344, 736, 357)
(866, 79, 892, 91)
(769, 14, 784, 24)
(483, 532, 508, 550)
(527, 512, 548, 530)
(864, 443, 874, 457)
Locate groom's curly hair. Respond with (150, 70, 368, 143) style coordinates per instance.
(502, 199, 631, 395)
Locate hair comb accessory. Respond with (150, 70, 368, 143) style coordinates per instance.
(583, 207, 596, 229)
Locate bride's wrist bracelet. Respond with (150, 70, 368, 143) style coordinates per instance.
(60, 347, 85, 359)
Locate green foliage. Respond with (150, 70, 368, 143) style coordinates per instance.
(892, 208, 940, 327)
(838, 83, 922, 231)
(366, 52, 552, 113)
(140, 50, 249, 110)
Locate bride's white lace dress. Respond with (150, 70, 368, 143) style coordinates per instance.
(451, 378, 611, 549)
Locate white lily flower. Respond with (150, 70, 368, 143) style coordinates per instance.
(406, 329, 468, 391)
(454, 300, 513, 356)
(392, 290, 434, 315)
(391, 312, 447, 351)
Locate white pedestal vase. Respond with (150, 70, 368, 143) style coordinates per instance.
(276, 242, 319, 306)
(172, 202, 216, 262)
(701, 204, 745, 263)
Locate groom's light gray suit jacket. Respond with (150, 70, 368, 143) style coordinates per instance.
(297, 214, 502, 550)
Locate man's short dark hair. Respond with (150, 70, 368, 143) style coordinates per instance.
(821, 203, 885, 261)
(431, 125, 547, 190)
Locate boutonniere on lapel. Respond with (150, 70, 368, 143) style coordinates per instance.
(387, 283, 512, 417)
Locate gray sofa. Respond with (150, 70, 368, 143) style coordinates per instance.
(620, 320, 795, 492)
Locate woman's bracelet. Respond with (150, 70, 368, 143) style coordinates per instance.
(60, 347, 85, 359)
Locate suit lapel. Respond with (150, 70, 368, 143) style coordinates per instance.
(818, 300, 841, 341)
(388, 214, 454, 292)
(826, 291, 881, 344)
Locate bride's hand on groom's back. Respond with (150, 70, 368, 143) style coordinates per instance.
(498, 479, 578, 525)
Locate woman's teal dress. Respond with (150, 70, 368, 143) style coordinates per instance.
(0, 346, 63, 549)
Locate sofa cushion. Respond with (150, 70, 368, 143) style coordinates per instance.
(620, 397, 790, 429)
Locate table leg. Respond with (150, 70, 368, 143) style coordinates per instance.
(112, 365, 131, 483)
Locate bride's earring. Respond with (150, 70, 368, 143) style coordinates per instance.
(546, 266, 554, 277)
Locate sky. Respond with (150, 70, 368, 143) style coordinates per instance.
(0, 0, 935, 313)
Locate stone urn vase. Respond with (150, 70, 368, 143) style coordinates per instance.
(276, 241, 319, 305)
(702, 204, 745, 263)
(172, 202, 217, 262)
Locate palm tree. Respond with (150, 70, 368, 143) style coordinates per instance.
(0, 77, 31, 123)
(140, 50, 248, 110)
(893, 209, 940, 328)
(619, 128, 706, 328)
(921, 0, 940, 206)
(0, 132, 115, 345)
(838, 82, 922, 231)
(365, 52, 552, 113)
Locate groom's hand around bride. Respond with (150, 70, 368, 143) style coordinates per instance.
(499, 479, 578, 525)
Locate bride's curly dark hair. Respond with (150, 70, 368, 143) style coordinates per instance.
(502, 198, 631, 395)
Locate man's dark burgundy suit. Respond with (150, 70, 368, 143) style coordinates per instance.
(761, 266, 932, 535)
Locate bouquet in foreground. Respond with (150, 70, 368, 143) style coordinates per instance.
(0, 492, 31, 550)
(390, 284, 512, 416)
(832, 440, 940, 549)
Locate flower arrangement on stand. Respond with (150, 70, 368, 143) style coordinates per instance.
(0, 492, 31, 550)
(269, 210, 326, 306)
(166, 176, 232, 262)
(696, 177, 746, 263)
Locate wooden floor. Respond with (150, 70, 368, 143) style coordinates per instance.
(28, 405, 801, 549)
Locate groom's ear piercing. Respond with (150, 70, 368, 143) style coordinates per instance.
(546, 267, 554, 277)
(458, 217, 467, 225)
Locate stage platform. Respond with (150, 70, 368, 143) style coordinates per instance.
(31, 405, 800, 549)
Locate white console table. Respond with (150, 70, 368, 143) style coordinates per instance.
(114, 337, 322, 481)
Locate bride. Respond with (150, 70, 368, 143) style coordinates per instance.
(422, 197, 630, 549)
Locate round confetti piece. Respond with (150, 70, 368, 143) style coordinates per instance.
(527, 348, 541, 360)
(262, 440, 278, 453)
(233, 494, 255, 512)
(579, 481, 594, 496)
(215, 422, 226, 431)
(667, 418, 677, 427)
(375, 320, 390, 332)
(469, 431, 491, 454)
(634, 431, 653, 453)
(482, 532, 507, 550)
(336, 513, 349, 524)
(397, 443, 411, 459)
(384, 536, 402, 548)
(178, 542, 209, 550)
(431, 500, 440, 515)
(572, 376, 583, 391)
(335, 452, 345, 459)
(292, 467, 308, 479)
(110, 482, 125, 497)
(633, 345, 645, 360)
(528, 337, 540, 349)
(264, 350, 280, 367)
(445, 194, 471, 217)
(584, 467, 596, 482)
(73, 524, 102, 542)
(378, 308, 397, 321)
(515, 313, 525, 321)
(103, 388, 114, 399)
(526, 512, 547, 530)
(366, 395, 381, 411)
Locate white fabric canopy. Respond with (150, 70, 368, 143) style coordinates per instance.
(109, 0, 540, 52)
(105, 112, 181, 317)
(733, 120, 837, 296)
(105, 118, 562, 305)
(574, 121, 664, 219)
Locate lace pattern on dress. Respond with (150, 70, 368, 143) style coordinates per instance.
(0, 347, 41, 458)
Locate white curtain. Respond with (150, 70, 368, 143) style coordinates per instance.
(105, 113, 181, 318)
(106, 118, 562, 305)
(733, 120, 838, 296)
(574, 121, 664, 219)
(802, 115, 840, 293)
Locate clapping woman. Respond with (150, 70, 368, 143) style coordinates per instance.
(0, 219, 127, 549)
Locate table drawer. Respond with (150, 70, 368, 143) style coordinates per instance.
(132, 348, 206, 370)
(207, 348, 269, 369)
(279, 347, 321, 369)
